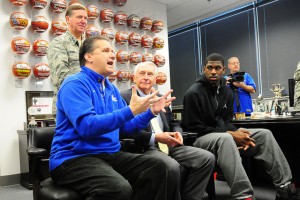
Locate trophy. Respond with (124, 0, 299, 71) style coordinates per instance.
(27, 106, 38, 128)
(270, 83, 284, 97)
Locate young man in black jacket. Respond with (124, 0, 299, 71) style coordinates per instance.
(182, 53, 299, 200)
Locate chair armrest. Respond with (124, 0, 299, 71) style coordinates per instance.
(27, 147, 48, 158)
(120, 138, 135, 147)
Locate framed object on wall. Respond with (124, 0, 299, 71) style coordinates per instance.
(25, 91, 54, 122)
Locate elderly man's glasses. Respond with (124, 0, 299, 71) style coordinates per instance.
(229, 62, 240, 65)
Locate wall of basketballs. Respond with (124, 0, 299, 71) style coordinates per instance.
(0, 0, 169, 179)
(8, 0, 170, 92)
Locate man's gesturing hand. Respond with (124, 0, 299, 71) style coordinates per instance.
(129, 86, 161, 116)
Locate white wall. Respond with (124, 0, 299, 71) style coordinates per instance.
(0, 0, 169, 179)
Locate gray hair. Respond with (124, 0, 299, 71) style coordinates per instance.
(133, 61, 158, 76)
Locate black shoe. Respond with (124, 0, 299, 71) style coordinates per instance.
(275, 183, 300, 200)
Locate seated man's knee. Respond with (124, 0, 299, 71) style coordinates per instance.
(90, 179, 132, 200)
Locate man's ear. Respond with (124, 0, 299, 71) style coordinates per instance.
(132, 75, 136, 83)
(65, 16, 70, 24)
(222, 66, 226, 74)
(84, 53, 92, 63)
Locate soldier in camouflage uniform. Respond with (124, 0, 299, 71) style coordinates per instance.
(294, 61, 300, 109)
(47, 4, 88, 116)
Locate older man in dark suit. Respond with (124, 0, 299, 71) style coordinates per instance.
(120, 61, 215, 200)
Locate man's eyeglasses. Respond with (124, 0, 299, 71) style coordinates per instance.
(229, 62, 240, 65)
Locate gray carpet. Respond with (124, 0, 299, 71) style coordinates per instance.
(0, 181, 276, 200)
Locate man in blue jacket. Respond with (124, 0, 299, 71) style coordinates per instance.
(227, 57, 256, 116)
(50, 35, 175, 200)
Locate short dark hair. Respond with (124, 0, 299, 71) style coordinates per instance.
(79, 35, 111, 67)
(204, 53, 225, 66)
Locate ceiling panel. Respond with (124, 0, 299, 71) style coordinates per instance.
(151, 0, 255, 31)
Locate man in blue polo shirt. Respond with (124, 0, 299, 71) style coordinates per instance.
(227, 57, 256, 116)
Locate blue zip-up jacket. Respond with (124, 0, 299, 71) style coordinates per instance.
(50, 66, 155, 171)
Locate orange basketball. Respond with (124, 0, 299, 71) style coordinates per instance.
(101, 28, 115, 41)
(115, 31, 128, 45)
(116, 50, 129, 64)
(86, 24, 100, 38)
(100, 8, 114, 23)
(33, 39, 49, 56)
(50, 0, 67, 13)
(142, 53, 154, 62)
(30, 0, 47, 9)
(154, 54, 165, 67)
(151, 20, 164, 33)
(156, 72, 167, 85)
(11, 37, 30, 55)
(140, 17, 152, 30)
(153, 37, 164, 50)
(128, 32, 141, 46)
(12, 62, 31, 79)
(141, 35, 153, 48)
(31, 15, 49, 33)
(127, 14, 140, 29)
(51, 18, 67, 35)
(10, 0, 27, 6)
(87, 5, 99, 20)
(33, 63, 50, 79)
(10, 11, 28, 30)
(114, 11, 127, 26)
(116, 70, 131, 82)
(130, 52, 142, 65)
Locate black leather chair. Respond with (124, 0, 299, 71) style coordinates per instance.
(26, 127, 81, 200)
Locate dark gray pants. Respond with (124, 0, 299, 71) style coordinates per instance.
(144, 145, 215, 200)
(51, 151, 169, 200)
(193, 128, 292, 199)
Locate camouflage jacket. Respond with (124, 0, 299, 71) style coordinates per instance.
(294, 61, 300, 109)
(47, 31, 84, 115)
